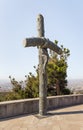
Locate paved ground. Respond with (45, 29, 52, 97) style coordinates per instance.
(0, 104, 83, 130)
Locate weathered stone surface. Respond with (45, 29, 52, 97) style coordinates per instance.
(23, 37, 62, 54)
(0, 94, 83, 119)
(37, 14, 48, 116)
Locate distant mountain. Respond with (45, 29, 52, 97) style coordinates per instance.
(0, 79, 13, 92)
(67, 79, 83, 93)
(0, 79, 83, 93)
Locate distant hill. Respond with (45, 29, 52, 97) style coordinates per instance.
(0, 79, 13, 92)
(0, 79, 83, 93)
(67, 79, 83, 93)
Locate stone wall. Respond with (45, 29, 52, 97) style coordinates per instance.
(0, 94, 83, 119)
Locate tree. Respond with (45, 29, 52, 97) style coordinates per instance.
(24, 72, 39, 98)
(5, 76, 25, 100)
(47, 41, 70, 95)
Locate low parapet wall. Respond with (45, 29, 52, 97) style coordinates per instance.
(0, 94, 83, 119)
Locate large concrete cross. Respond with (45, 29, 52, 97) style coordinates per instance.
(23, 14, 62, 116)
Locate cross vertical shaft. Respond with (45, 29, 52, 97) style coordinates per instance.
(37, 14, 48, 115)
(23, 14, 62, 116)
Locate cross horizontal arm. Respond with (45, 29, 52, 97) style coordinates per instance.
(23, 37, 62, 54)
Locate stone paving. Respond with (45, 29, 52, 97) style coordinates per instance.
(0, 104, 83, 130)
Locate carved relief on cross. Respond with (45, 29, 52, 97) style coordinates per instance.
(23, 14, 62, 116)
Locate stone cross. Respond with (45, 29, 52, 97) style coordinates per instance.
(23, 14, 62, 116)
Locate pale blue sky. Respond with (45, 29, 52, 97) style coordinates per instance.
(0, 0, 83, 80)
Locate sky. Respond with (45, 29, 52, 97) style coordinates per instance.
(0, 0, 83, 81)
